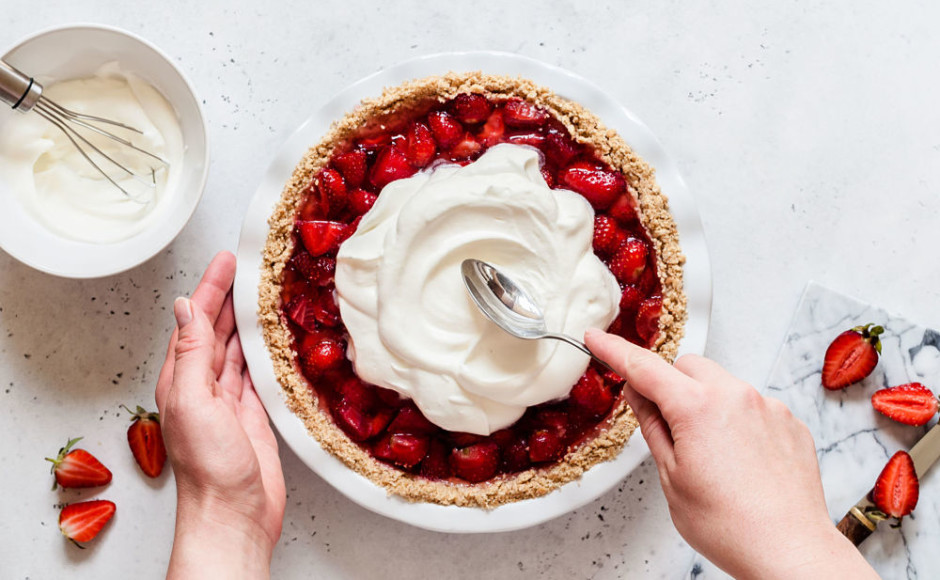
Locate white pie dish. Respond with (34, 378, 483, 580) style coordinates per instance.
(233, 51, 712, 533)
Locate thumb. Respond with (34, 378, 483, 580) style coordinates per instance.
(172, 297, 216, 394)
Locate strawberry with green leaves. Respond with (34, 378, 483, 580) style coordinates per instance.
(46, 437, 112, 490)
(121, 405, 167, 478)
(821, 323, 884, 389)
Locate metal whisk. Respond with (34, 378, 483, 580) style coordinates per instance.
(0, 60, 168, 199)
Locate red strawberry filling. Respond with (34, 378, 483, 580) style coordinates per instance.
(280, 92, 665, 484)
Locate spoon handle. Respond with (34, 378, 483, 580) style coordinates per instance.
(542, 333, 618, 375)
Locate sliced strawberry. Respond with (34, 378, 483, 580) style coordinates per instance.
(569, 368, 615, 416)
(375, 386, 403, 407)
(59, 500, 116, 548)
(298, 220, 348, 257)
(529, 429, 563, 463)
(369, 146, 417, 190)
(289, 253, 335, 286)
(419, 440, 452, 479)
(451, 93, 492, 125)
(337, 377, 378, 412)
(121, 405, 167, 478)
(609, 194, 638, 224)
(367, 407, 396, 438)
(312, 290, 341, 327)
(300, 338, 345, 379)
(636, 297, 663, 343)
(503, 97, 550, 128)
(619, 285, 643, 313)
(46, 438, 112, 490)
(449, 432, 484, 448)
(540, 167, 555, 189)
(536, 409, 569, 441)
(373, 433, 430, 469)
(448, 132, 483, 159)
(821, 324, 884, 390)
(559, 161, 626, 210)
(593, 215, 626, 256)
(332, 149, 368, 188)
(608, 238, 648, 284)
(285, 294, 319, 332)
(450, 440, 499, 483)
(388, 404, 439, 435)
(405, 122, 437, 168)
(544, 129, 581, 166)
(478, 110, 505, 146)
(317, 167, 347, 214)
(871, 383, 939, 426)
(427, 110, 463, 148)
(355, 132, 391, 151)
(334, 400, 374, 441)
(871, 450, 919, 519)
(637, 265, 660, 296)
(506, 132, 546, 147)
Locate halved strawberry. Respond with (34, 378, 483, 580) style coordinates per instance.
(871, 383, 939, 426)
(405, 122, 437, 168)
(373, 433, 430, 469)
(312, 290, 341, 327)
(427, 111, 463, 148)
(337, 377, 379, 412)
(59, 500, 116, 548)
(559, 161, 626, 210)
(450, 440, 499, 483)
(289, 253, 335, 286)
(545, 129, 581, 166)
(448, 132, 482, 159)
(419, 440, 452, 479)
(478, 110, 505, 146)
(608, 238, 648, 284)
(334, 400, 374, 441)
(636, 297, 663, 343)
(451, 93, 492, 125)
(593, 215, 626, 256)
(317, 168, 347, 215)
(540, 167, 555, 188)
(506, 132, 546, 147)
(388, 404, 439, 435)
(369, 146, 417, 189)
(46, 437, 112, 490)
(569, 368, 615, 416)
(619, 285, 643, 313)
(529, 429, 563, 463)
(348, 189, 378, 216)
(285, 295, 319, 333)
(333, 149, 368, 188)
(871, 450, 919, 520)
(821, 324, 884, 390)
(503, 97, 550, 128)
(608, 194, 638, 224)
(501, 437, 531, 472)
(298, 220, 349, 257)
(121, 405, 167, 478)
(300, 338, 345, 379)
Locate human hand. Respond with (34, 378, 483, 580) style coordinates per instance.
(584, 329, 877, 580)
(156, 252, 286, 579)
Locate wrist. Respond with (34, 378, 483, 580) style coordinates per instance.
(738, 524, 878, 580)
(168, 493, 275, 580)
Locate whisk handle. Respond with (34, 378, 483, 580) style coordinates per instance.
(0, 60, 42, 112)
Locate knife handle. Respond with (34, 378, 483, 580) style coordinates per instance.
(836, 507, 877, 546)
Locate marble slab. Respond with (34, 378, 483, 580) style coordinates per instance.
(688, 281, 940, 578)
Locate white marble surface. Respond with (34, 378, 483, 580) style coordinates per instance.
(3, 1, 940, 578)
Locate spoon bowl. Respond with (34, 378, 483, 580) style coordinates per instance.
(461, 258, 615, 372)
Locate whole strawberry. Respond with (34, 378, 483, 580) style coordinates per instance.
(46, 437, 112, 490)
(869, 450, 919, 523)
(871, 383, 939, 426)
(821, 323, 883, 389)
(121, 405, 167, 478)
(59, 499, 116, 549)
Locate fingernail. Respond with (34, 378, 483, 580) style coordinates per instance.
(174, 297, 193, 327)
(584, 327, 602, 340)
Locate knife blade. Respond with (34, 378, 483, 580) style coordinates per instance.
(836, 422, 940, 546)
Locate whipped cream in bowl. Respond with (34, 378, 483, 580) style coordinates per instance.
(336, 144, 621, 435)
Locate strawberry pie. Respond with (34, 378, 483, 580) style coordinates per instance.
(259, 73, 686, 507)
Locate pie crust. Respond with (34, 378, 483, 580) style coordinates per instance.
(259, 72, 686, 507)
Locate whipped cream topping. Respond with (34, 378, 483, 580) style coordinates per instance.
(336, 144, 620, 435)
(0, 63, 183, 243)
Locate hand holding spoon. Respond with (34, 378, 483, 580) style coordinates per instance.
(460, 259, 616, 373)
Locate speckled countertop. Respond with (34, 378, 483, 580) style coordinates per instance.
(3, 2, 940, 578)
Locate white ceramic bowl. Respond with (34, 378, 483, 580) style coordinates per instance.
(234, 52, 712, 533)
(0, 24, 208, 278)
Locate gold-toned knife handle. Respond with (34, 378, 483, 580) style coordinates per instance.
(836, 506, 877, 546)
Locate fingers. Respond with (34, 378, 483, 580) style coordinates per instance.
(212, 294, 238, 374)
(190, 251, 237, 328)
(585, 328, 699, 421)
(155, 328, 178, 413)
(217, 331, 248, 401)
(170, 298, 218, 404)
(621, 383, 675, 468)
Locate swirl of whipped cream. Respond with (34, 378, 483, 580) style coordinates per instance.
(335, 144, 620, 435)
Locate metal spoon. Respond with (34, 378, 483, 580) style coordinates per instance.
(460, 258, 616, 373)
